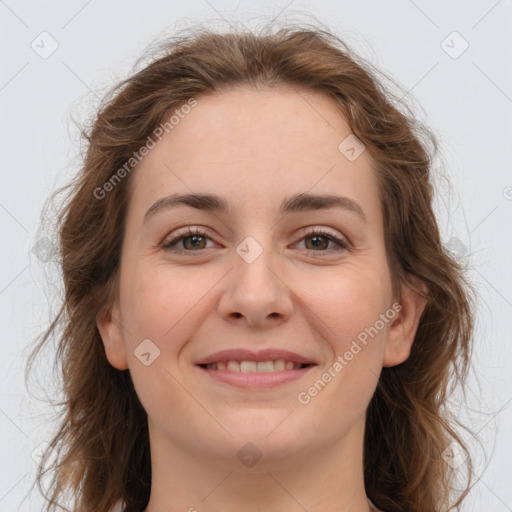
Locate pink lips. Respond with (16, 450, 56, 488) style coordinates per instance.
(199, 365, 316, 389)
(195, 348, 317, 389)
(195, 348, 316, 366)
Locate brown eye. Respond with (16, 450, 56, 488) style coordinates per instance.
(162, 227, 212, 252)
(297, 229, 349, 254)
(181, 234, 207, 250)
(304, 234, 330, 251)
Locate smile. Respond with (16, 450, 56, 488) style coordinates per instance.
(197, 361, 316, 389)
(199, 360, 312, 372)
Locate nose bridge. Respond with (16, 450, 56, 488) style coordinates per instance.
(234, 231, 281, 298)
(217, 229, 293, 326)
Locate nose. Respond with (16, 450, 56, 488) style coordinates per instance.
(217, 239, 294, 328)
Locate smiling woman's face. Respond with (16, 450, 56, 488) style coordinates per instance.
(98, 85, 424, 471)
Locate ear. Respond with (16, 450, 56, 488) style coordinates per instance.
(383, 275, 429, 367)
(96, 302, 129, 371)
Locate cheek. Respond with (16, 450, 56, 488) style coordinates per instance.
(295, 271, 390, 426)
(298, 263, 392, 350)
(120, 263, 210, 342)
(117, 265, 207, 422)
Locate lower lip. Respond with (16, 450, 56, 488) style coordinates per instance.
(197, 365, 316, 389)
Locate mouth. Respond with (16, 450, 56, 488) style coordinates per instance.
(196, 348, 317, 367)
(195, 349, 318, 389)
(197, 361, 314, 372)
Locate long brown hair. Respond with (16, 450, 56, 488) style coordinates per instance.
(27, 22, 476, 512)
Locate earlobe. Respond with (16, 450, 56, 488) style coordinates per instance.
(383, 276, 429, 368)
(96, 304, 129, 371)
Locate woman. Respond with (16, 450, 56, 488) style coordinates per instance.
(29, 24, 475, 512)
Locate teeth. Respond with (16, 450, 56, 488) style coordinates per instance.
(204, 360, 307, 372)
(273, 359, 285, 371)
(256, 361, 275, 372)
(240, 361, 257, 373)
(227, 361, 240, 372)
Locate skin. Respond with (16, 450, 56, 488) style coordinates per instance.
(98, 85, 428, 512)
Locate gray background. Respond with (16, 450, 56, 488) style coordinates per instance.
(1, 0, 511, 510)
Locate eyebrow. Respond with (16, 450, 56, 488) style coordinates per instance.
(144, 192, 367, 222)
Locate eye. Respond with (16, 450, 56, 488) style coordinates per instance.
(295, 227, 349, 254)
(161, 226, 349, 255)
(161, 227, 214, 253)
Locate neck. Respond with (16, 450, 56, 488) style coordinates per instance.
(144, 415, 374, 512)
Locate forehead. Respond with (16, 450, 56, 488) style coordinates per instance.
(128, 85, 381, 223)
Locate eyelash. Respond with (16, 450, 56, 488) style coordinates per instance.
(161, 226, 349, 255)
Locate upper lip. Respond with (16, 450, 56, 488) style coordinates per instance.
(196, 349, 317, 365)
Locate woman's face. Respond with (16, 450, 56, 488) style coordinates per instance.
(99, 85, 424, 469)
